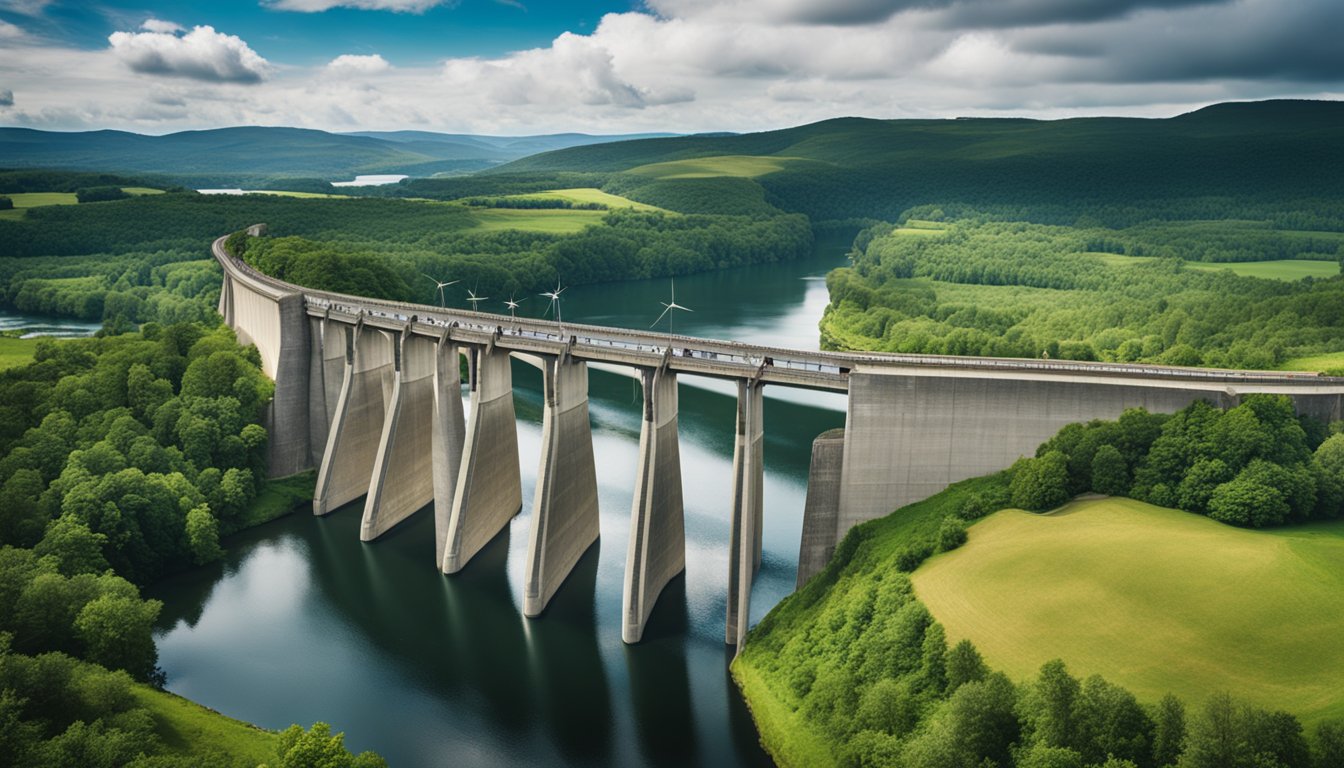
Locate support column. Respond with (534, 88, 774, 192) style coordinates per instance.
(307, 315, 346, 469)
(523, 354, 600, 617)
(217, 274, 234, 326)
(267, 292, 312, 477)
(726, 379, 764, 649)
(313, 320, 394, 515)
(441, 343, 522, 574)
(432, 335, 467, 567)
(796, 429, 845, 588)
(361, 330, 437, 541)
(622, 367, 685, 644)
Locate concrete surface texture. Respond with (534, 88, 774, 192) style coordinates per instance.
(523, 355, 601, 617)
(622, 367, 686, 644)
(441, 344, 523, 574)
(726, 380, 765, 649)
(362, 331, 438, 542)
(796, 429, 845, 588)
(432, 337, 467, 567)
(314, 322, 394, 516)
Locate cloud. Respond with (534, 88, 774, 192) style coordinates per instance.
(108, 24, 272, 84)
(0, 89, 13, 107)
(265, 0, 457, 12)
(326, 54, 392, 74)
(140, 19, 185, 34)
(0, 0, 53, 16)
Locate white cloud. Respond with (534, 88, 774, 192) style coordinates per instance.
(326, 54, 393, 74)
(0, 0, 54, 17)
(265, 0, 456, 12)
(0, 0, 1337, 134)
(108, 24, 273, 84)
(141, 19, 185, 35)
(0, 19, 28, 40)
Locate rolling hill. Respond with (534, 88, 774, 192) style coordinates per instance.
(493, 100, 1344, 223)
(0, 126, 680, 184)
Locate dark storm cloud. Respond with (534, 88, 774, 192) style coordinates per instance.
(0, 89, 13, 106)
(930, 0, 1228, 29)
(1008, 0, 1344, 83)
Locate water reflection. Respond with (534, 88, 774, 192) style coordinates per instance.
(149, 235, 854, 767)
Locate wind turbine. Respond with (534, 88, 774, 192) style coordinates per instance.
(422, 273, 458, 307)
(466, 288, 488, 312)
(504, 294, 524, 320)
(540, 282, 566, 326)
(651, 278, 693, 334)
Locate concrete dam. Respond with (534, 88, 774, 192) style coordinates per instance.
(214, 228, 1344, 649)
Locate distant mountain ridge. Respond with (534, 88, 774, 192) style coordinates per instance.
(0, 126, 682, 183)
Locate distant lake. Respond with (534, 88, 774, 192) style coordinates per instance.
(0, 309, 101, 338)
(331, 174, 408, 187)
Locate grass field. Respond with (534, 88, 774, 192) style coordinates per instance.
(227, 471, 316, 534)
(628, 154, 803, 179)
(497, 187, 665, 212)
(912, 498, 1344, 725)
(133, 685, 279, 764)
(1279, 351, 1344, 373)
(0, 188, 165, 219)
(0, 337, 40, 369)
(1091, 253, 1340, 280)
(466, 206, 608, 233)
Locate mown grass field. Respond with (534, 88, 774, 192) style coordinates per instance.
(132, 685, 279, 765)
(912, 497, 1344, 726)
(1279, 351, 1344, 373)
(628, 154, 803, 179)
(0, 337, 40, 369)
(466, 206, 608, 233)
(1091, 252, 1339, 280)
(0, 188, 165, 219)
(501, 186, 665, 211)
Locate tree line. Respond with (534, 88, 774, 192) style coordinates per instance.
(822, 216, 1344, 371)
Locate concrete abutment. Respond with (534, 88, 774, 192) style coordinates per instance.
(361, 330, 438, 541)
(622, 368, 686, 644)
(523, 354, 601, 617)
(726, 379, 764, 650)
(313, 320, 394, 515)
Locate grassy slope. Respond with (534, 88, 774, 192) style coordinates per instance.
(627, 155, 806, 179)
(912, 498, 1344, 725)
(133, 684, 279, 765)
(1280, 351, 1344, 373)
(0, 337, 39, 369)
(466, 207, 608, 233)
(1095, 253, 1341, 280)
(0, 188, 165, 219)
(733, 473, 1009, 768)
(503, 187, 665, 211)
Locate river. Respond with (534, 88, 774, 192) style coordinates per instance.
(146, 232, 855, 767)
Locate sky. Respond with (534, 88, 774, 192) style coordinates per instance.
(0, 0, 1340, 135)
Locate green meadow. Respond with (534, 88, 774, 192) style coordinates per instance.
(466, 206, 609, 233)
(0, 337, 40, 369)
(500, 186, 665, 211)
(912, 497, 1344, 726)
(628, 154, 804, 179)
(132, 685, 280, 765)
(0, 187, 166, 219)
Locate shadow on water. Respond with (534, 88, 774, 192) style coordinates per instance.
(525, 543, 613, 761)
(626, 575, 699, 767)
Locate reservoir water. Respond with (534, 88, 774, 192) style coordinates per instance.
(147, 233, 855, 766)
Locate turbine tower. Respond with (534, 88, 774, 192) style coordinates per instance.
(651, 278, 693, 334)
(466, 288, 488, 312)
(422, 273, 458, 307)
(504, 294, 523, 320)
(540, 282, 567, 328)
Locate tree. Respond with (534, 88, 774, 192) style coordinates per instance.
(1010, 451, 1072, 511)
(945, 639, 988, 692)
(1207, 474, 1289, 527)
(73, 593, 161, 680)
(1028, 659, 1081, 750)
(277, 722, 388, 768)
(1152, 693, 1186, 768)
(1176, 458, 1232, 514)
(936, 516, 967, 552)
(34, 516, 110, 576)
(184, 505, 223, 565)
(1090, 444, 1130, 496)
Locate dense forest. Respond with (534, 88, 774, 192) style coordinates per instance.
(736, 397, 1344, 768)
(820, 217, 1344, 371)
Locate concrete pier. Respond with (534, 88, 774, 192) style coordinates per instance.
(441, 343, 523, 574)
(313, 320, 394, 515)
(622, 368, 685, 644)
(432, 336, 467, 567)
(796, 429, 845, 588)
(307, 315, 346, 468)
(726, 379, 764, 649)
(523, 354, 600, 617)
(361, 330, 437, 541)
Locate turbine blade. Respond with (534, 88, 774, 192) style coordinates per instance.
(650, 305, 672, 328)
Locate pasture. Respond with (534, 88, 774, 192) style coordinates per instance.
(628, 154, 802, 179)
(1091, 252, 1340, 280)
(466, 207, 608, 234)
(0, 187, 166, 219)
(912, 497, 1344, 725)
(0, 337, 39, 369)
(501, 187, 665, 212)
